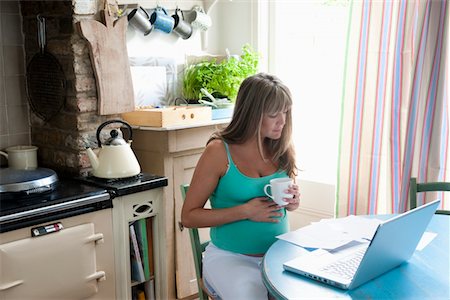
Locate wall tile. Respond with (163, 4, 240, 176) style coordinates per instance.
(0, 75, 5, 106)
(0, 16, 3, 44)
(8, 132, 30, 146)
(1, 1, 20, 14)
(5, 75, 26, 105)
(0, 1, 29, 151)
(8, 104, 29, 134)
(0, 105, 8, 135)
(3, 45, 24, 75)
(1, 13, 23, 46)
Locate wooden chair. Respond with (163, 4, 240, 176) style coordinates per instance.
(180, 184, 218, 300)
(410, 177, 450, 215)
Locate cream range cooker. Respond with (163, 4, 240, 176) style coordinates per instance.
(0, 170, 116, 300)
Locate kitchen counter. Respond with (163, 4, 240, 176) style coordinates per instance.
(133, 118, 231, 131)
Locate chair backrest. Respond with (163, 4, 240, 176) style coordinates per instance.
(410, 177, 450, 215)
(180, 184, 211, 300)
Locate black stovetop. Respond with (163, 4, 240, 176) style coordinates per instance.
(77, 172, 168, 196)
(0, 178, 111, 233)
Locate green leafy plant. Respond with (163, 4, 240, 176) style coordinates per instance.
(183, 44, 259, 102)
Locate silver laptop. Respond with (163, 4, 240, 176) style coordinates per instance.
(283, 199, 440, 290)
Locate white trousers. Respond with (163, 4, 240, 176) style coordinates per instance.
(202, 243, 269, 300)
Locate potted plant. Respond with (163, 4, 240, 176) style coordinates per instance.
(183, 44, 259, 104)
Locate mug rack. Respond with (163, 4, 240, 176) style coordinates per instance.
(117, 0, 218, 13)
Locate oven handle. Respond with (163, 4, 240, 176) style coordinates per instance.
(0, 279, 24, 291)
(86, 271, 106, 282)
(0, 193, 110, 224)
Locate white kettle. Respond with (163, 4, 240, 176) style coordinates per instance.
(86, 120, 141, 178)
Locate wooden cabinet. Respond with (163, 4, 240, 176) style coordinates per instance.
(112, 189, 164, 300)
(131, 121, 228, 299)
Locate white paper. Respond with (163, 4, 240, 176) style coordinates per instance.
(277, 215, 382, 250)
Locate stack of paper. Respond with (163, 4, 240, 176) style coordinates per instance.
(277, 215, 382, 250)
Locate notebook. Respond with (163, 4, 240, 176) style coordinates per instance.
(283, 199, 440, 290)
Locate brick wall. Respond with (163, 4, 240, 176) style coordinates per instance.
(21, 0, 120, 176)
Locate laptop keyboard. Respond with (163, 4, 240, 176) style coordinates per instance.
(320, 247, 367, 280)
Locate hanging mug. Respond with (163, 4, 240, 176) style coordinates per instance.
(172, 8, 192, 40)
(127, 6, 152, 36)
(150, 6, 175, 34)
(190, 6, 212, 31)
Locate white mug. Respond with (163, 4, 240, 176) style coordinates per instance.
(264, 178, 293, 206)
(0, 145, 38, 170)
(190, 7, 212, 31)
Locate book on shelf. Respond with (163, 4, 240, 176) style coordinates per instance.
(129, 223, 145, 283)
(145, 218, 155, 277)
(135, 218, 151, 281)
(145, 279, 156, 300)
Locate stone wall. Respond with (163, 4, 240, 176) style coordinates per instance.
(21, 0, 119, 176)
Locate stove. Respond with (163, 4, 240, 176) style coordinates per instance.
(77, 172, 168, 197)
(0, 178, 111, 233)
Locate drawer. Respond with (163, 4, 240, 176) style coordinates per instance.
(132, 125, 220, 154)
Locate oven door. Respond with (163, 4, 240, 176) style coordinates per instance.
(0, 209, 115, 300)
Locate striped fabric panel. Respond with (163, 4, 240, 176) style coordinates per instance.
(439, 58, 449, 208)
(417, 0, 448, 207)
(346, 0, 372, 216)
(366, 0, 394, 215)
(337, 0, 449, 216)
(399, 0, 432, 212)
(390, 0, 408, 213)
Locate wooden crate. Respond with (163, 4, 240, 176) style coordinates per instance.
(122, 106, 212, 127)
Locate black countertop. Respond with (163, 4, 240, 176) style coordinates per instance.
(0, 173, 167, 234)
(76, 172, 168, 197)
(0, 178, 111, 233)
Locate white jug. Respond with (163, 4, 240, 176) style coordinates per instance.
(0, 145, 38, 170)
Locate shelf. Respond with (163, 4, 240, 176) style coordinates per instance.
(117, 0, 204, 11)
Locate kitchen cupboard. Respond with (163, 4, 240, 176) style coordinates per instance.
(131, 120, 228, 299)
(112, 188, 164, 300)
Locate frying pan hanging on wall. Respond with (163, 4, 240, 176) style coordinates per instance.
(26, 15, 66, 121)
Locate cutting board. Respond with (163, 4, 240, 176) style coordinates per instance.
(78, 10, 134, 115)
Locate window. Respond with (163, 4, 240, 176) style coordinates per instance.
(261, 1, 350, 185)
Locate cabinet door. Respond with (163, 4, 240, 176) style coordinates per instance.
(173, 153, 210, 299)
(0, 223, 106, 299)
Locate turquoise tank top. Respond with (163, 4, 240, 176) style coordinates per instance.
(210, 141, 290, 254)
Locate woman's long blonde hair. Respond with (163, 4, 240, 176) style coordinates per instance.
(210, 73, 297, 177)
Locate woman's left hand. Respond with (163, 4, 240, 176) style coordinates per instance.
(284, 183, 300, 211)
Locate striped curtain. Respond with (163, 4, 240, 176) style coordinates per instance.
(337, 0, 448, 216)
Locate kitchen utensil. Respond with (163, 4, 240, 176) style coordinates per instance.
(78, 9, 134, 115)
(26, 15, 66, 121)
(0, 167, 58, 194)
(172, 8, 192, 40)
(86, 120, 141, 179)
(0, 145, 38, 170)
(128, 6, 152, 36)
(150, 6, 174, 34)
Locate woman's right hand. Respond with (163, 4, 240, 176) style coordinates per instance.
(244, 197, 283, 223)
